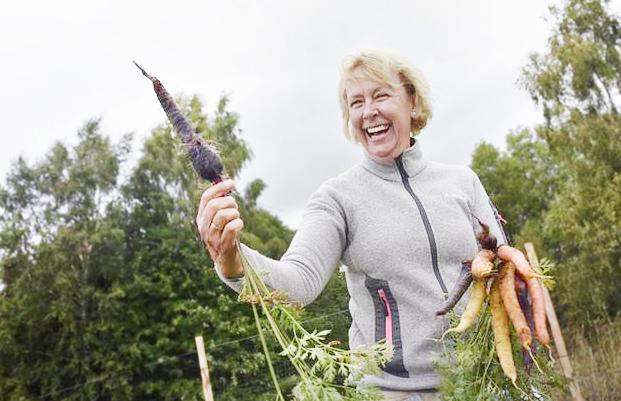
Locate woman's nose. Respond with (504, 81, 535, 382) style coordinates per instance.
(362, 102, 378, 120)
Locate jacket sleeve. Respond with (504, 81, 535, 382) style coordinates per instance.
(216, 180, 347, 306)
(469, 168, 509, 248)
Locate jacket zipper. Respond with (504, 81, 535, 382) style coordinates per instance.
(377, 288, 393, 347)
(395, 156, 448, 294)
(365, 276, 409, 378)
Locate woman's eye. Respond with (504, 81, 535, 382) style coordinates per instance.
(350, 100, 363, 108)
(376, 93, 389, 100)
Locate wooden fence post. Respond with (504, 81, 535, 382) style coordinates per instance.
(195, 336, 215, 401)
(524, 242, 584, 401)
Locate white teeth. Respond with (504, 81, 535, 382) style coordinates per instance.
(366, 124, 389, 134)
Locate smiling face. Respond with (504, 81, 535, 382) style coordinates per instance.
(345, 69, 415, 162)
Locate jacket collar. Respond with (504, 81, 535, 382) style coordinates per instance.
(361, 138, 428, 182)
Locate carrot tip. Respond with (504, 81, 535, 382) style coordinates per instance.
(528, 348, 545, 375)
(545, 345, 556, 364)
(132, 60, 155, 81)
(440, 328, 456, 341)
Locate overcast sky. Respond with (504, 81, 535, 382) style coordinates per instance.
(2, 1, 619, 228)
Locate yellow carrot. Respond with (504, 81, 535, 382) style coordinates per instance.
(471, 249, 495, 280)
(441, 279, 486, 339)
(490, 280, 517, 386)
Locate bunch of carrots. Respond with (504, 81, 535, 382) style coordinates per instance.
(437, 221, 551, 390)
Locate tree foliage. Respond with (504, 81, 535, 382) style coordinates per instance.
(471, 128, 562, 245)
(522, 0, 620, 122)
(0, 96, 296, 400)
(472, 0, 621, 324)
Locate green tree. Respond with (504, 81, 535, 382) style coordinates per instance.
(0, 121, 132, 400)
(472, 0, 621, 324)
(471, 128, 562, 246)
(522, 0, 621, 322)
(522, 0, 620, 124)
(0, 95, 298, 400)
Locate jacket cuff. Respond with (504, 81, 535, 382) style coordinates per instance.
(214, 261, 245, 293)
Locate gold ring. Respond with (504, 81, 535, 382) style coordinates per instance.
(211, 222, 222, 231)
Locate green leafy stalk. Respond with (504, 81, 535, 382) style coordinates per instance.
(236, 241, 388, 400)
(252, 304, 286, 401)
(436, 304, 565, 401)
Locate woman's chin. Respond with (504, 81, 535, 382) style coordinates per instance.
(366, 146, 398, 161)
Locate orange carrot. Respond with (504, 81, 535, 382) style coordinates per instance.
(471, 249, 495, 280)
(498, 262, 532, 350)
(441, 279, 486, 339)
(497, 245, 535, 280)
(526, 276, 550, 347)
(490, 280, 517, 386)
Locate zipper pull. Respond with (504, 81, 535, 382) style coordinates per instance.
(378, 288, 393, 347)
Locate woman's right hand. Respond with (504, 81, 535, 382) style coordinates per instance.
(196, 179, 244, 278)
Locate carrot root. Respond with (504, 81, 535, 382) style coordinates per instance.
(498, 245, 535, 280)
(440, 279, 486, 339)
(490, 281, 518, 385)
(498, 261, 532, 350)
(526, 276, 550, 347)
(134, 61, 225, 183)
(471, 249, 496, 280)
(436, 261, 472, 316)
(527, 348, 545, 375)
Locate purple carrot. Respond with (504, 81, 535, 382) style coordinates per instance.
(436, 261, 473, 316)
(516, 274, 536, 374)
(133, 61, 224, 183)
(473, 216, 498, 251)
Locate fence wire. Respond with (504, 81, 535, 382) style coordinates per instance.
(31, 307, 620, 401)
(36, 309, 351, 400)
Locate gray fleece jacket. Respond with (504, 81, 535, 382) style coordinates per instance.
(216, 140, 506, 391)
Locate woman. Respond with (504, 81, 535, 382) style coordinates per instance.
(197, 51, 509, 401)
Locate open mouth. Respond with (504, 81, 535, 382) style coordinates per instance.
(365, 123, 391, 138)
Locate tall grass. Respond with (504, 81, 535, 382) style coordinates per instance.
(552, 317, 621, 401)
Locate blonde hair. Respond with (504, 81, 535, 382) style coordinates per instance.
(338, 50, 433, 141)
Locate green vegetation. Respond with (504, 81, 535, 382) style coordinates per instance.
(472, 0, 620, 327)
(468, 1, 620, 399)
(0, 96, 298, 401)
(437, 305, 564, 401)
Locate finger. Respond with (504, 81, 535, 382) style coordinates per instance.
(204, 196, 239, 229)
(197, 195, 238, 236)
(199, 179, 235, 212)
(206, 222, 224, 256)
(212, 208, 241, 231)
(206, 244, 220, 262)
(196, 202, 222, 240)
(201, 228, 220, 260)
(220, 218, 244, 253)
(203, 198, 238, 238)
(205, 208, 235, 249)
